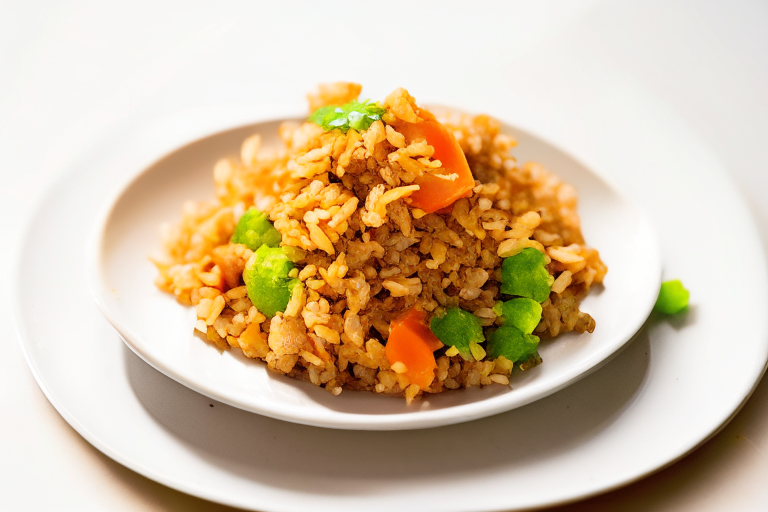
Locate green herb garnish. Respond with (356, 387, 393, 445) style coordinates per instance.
(500, 247, 554, 303)
(309, 100, 385, 133)
(654, 279, 690, 314)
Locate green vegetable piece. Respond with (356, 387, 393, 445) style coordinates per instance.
(654, 279, 690, 314)
(430, 307, 484, 359)
(500, 248, 553, 303)
(231, 208, 281, 251)
(243, 245, 300, 317)
(499, 298, 542, 334)
(309, 100, 385, 133)
(487, 326, 540, 363)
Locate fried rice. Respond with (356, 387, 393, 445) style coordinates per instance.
(154, 83, 607, 404)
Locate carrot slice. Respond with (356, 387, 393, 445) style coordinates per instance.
(386, 308, 444, 389)
(392, 110, 475, 214)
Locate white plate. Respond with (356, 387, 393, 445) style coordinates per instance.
(14, 106, 768, 512)
(88, 112, 660, 430)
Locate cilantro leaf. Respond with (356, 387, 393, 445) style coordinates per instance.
(309, 100, 385, 133)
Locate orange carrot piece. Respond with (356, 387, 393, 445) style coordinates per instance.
(393, 110, 475, 213)
(386, 308, 444, 389)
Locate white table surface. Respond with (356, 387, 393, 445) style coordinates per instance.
(3, 1, 768, 510)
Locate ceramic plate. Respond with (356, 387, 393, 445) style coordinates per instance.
(14, 102, 768, 511)
(88, 111, 660, 430)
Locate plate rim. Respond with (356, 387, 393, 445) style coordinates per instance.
(12, 105, 768, 512)
(86, 111, 662, 430)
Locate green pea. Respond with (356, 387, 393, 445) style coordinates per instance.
(500, 248, 553, 303)
(243, 245, 300, 317)
(654, 279, 689, 314)
(231, 208, 281, 251)
(429, 307, 484, 359)
(497, 298, 542, 334)
(486, 326, 540, 363)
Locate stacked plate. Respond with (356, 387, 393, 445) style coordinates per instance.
(14, 106, 768, 511)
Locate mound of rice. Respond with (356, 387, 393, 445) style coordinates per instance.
(154, 83, 606, 403)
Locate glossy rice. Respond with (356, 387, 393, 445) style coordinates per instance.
(154, 83, 607, 403)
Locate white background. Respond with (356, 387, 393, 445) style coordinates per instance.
(2, 0, 768, 510)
